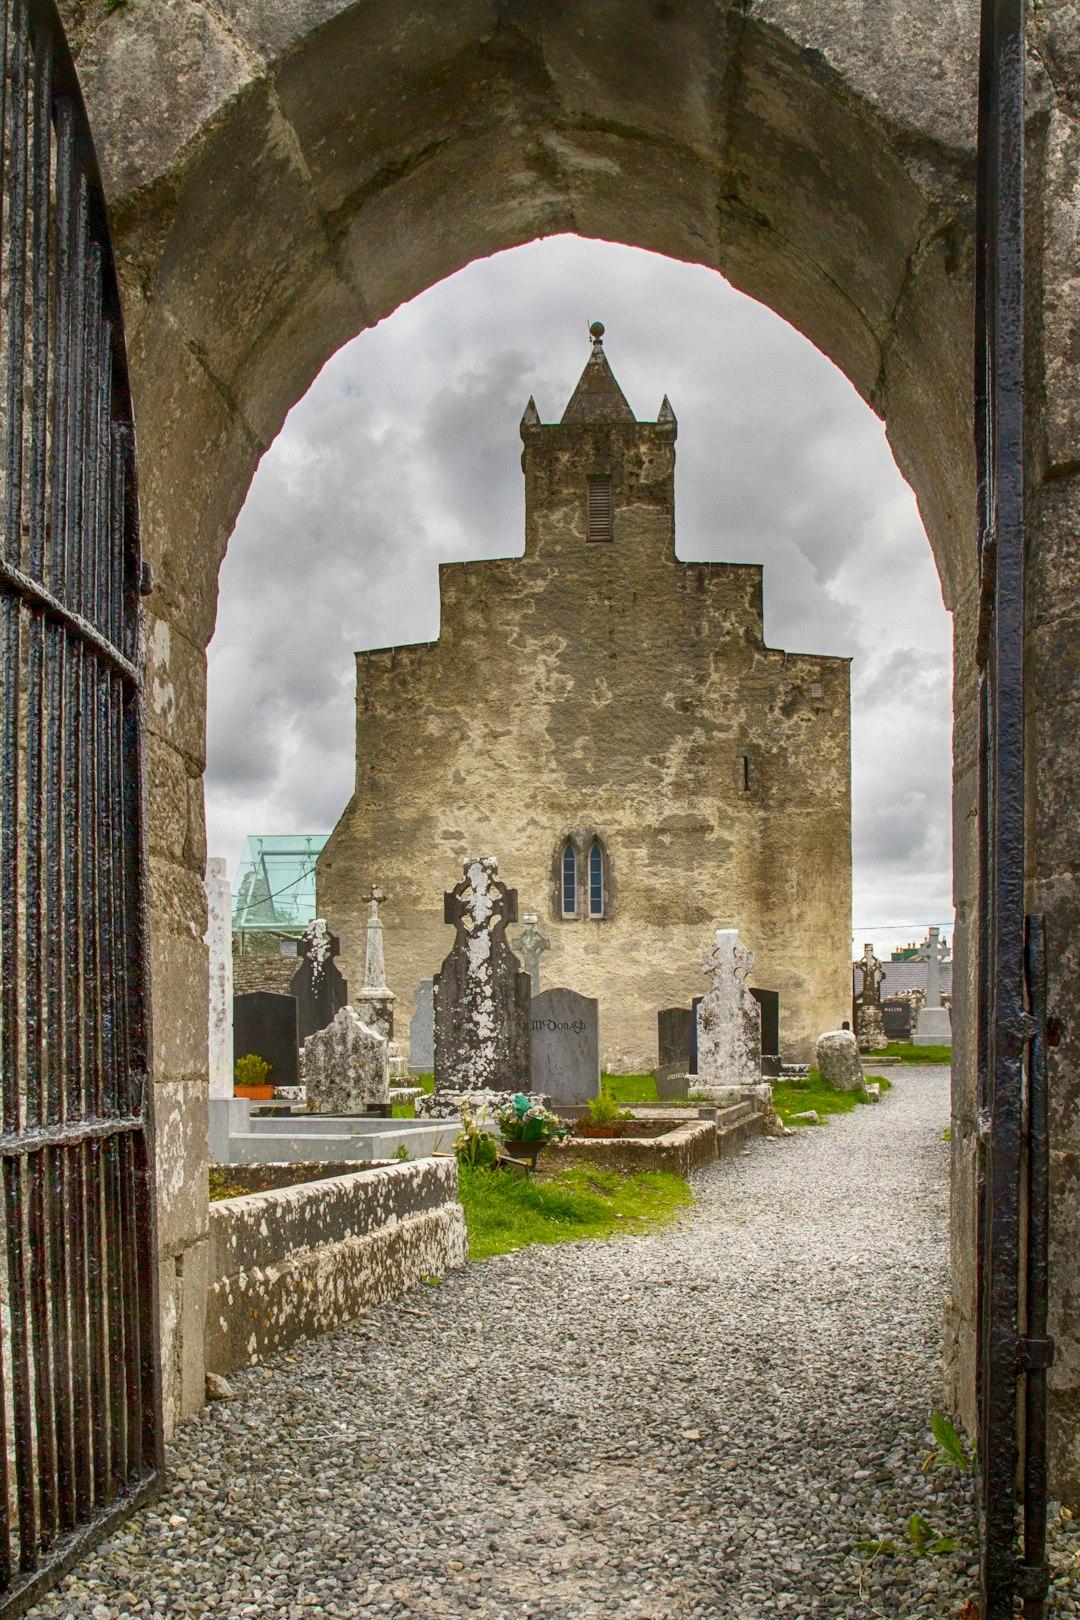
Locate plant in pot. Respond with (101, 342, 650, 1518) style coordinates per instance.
(496, 1094, 568, 1166)
(234, 1053, 274, 1101)
(579, 1086, 634, 1138)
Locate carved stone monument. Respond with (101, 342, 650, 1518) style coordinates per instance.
(353, 885, 395, 1040)
(854, 942, 888, 1052)
(204, 858, 234, 1100)
(513, 913, 551, 996)
(305, 1005, 390, 1114)
(530, 987, 600, 1105)
(434, 857, 531, 1093)
(289, 916, 348, 1042)
(816, 1029, 866, 1092)
(913, 925, 952, 1047)
(409, 978, 434, 1072)
(695, 929, 762, 1090)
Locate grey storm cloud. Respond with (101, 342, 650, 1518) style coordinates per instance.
(206, 235, 954, 956)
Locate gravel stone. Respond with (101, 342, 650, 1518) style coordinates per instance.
(26, 1066, 1080, 1617)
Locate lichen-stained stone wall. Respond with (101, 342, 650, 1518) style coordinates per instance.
(50, 0, 1080, 1494)
(206, 1158, 468, 1374)
(317, 384, 852, 1071)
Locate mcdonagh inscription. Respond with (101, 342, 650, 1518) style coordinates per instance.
(530, 987, 599, 1107)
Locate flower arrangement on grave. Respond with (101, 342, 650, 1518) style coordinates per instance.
(453, 1102, 499, 1170)
(233, 1053, 274, 1099)
(495, 1093, 568, 1148)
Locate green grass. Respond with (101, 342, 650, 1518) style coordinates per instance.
(391, 1073, 433, 1118)
(772, 1066, 892, 1127)
(874, 1040, 952, 1064)
(457, 1163, 693, 1260)
(600, 1072, 658, 1105)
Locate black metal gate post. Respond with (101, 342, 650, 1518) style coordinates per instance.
(975, 0, 1052, 1613)
(0, 1, 163, 1612)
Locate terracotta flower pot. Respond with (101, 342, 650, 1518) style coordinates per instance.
(234, 1084, 274, 1101)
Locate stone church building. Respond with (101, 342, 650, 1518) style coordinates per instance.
(317, 333, 852, 1069)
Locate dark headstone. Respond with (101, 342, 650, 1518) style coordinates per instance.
(656, 1007, 693, 1099)
(530, 988, 600, 1105)
(233, 992, 299, 1087)
(750, 987, 780, 1061)
(289, 920, 348, 1042)
(434, 858, 531, 1092)
(689, 995, 704, 1075)
(882, 997, 912, 1041)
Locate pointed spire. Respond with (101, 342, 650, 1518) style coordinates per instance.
(520, 395, 541, 429)
(658, 395, 677, 427)
(560, 322, 636, 425)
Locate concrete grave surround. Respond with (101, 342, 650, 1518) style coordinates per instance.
(408, 978, 434, 1072)
(303, 1005, 390, 1115)
(433, 857, 532, 1093)
(816, 1030, 867, 1094)
(696, 929, 762, 1090)
(530, 987, 600, 1106)
(203, 858, 233, 1101)
(58, 0, 1080, 1493)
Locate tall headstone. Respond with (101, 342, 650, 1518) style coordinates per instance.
(854, 943, 888, 1052)
(409, 979, 434, 1072)
(656, 1007, 693, 1100)
(914, 925, 952, 1046)
(204, 857, 234, 1100)
(695, 929, 761, 1089)
(289, 916, 348, 1042)
(530, 988, 600, 1105)
(353, 885, 396, 1039)
(750, 987, 781, 1075)
(434, 857, 531, 1093)
(233, 991, 299, 1087)
(513, 913, 551, 996)
(304, 1005, 390, 1114)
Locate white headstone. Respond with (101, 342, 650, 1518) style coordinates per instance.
(913, 926, 952, 1046)
(304, 1005, 390, 1114)
(204, 857, 233, 1100)
(409, 979, 434, 1071)
(696, 928, 761, 1089)
(355, 883, 395, 1038)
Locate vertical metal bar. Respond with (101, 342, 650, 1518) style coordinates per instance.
(47, 98, 73, 601)
(4, 0, 29, 572)
(104, 1134, 127, 1491)
(2, 1159, 37, 1569)
(68, 1144, 91, 1521)
(1022, 914, 1050, 1619)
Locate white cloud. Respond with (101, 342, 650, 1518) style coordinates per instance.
(206, 236, 954, 958)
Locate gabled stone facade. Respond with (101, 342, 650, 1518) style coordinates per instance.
(317, 336, 852, 1068)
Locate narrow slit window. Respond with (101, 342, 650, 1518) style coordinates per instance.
(589, 842, 604, 917)
(741, 754, 751, 793)
(586, 475, 613, 541)
(562, 843, 577, 916)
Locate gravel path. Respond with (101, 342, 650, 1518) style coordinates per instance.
(27, 1065, 1080, 1618)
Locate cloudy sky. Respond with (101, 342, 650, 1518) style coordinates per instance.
(206, 235, 954, 960)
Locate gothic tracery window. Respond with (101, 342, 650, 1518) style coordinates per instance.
(562, 842, 577, 916)
(589, 841, 604, 917)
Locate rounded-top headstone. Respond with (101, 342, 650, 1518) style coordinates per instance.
(815, 1029, 866, 1093)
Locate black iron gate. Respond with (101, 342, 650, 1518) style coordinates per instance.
(0, 0, 162, 1613)
(975, 0, 1051, 1616)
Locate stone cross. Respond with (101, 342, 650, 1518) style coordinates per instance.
(434, 856, 531, 1093)
(695, 927, 761, 1089)
(203, 857, 233, 1100)
(858, 943, 886, 1004)
(924, 925, 946, 1009)
(362, 884, 390, 993)
(513, 913, 551, 995)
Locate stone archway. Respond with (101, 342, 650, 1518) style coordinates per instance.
(56, 0, 1080, 1500)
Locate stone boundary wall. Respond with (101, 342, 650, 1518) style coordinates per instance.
(232, 956, 296, 999)
(548, 1118, 722, 1178)
(206, 1159, 467, 1374)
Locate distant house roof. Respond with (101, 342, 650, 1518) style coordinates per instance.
(857, 958, 953, 998)
(233, 834, 328, 932)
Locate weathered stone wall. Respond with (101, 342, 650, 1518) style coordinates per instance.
(231, 954, 296, 999)
(318, 402, 852, 1071)
(51, 0, 1080, 1496)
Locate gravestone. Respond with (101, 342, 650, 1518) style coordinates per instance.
(513, 913, 551, 996)
(434, 857, 531, 1093)
(750, 986, 781, 1075)
(656, 1007, 693, 1099)
(914, 925, 952, 1046)
(304, 1005, 390, 1114)
(289, 917, 348, 1043)
(204, 857, 233, 1100)
(816, 1029, 866, 1092)
(854, 943, 888, 1052)
(688, 995, 704, 1075)
(530, 988, 600, 1105)
(233, 991, 299, 1087)
(882, 997, 913, 1041)
(409, 979, 434, 1071)
(353, 885, 395, 1039)
(696, 929, 761, 1089)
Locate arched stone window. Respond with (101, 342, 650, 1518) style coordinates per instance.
(588, 841, 605, 917)
(561, 842, 577, 917)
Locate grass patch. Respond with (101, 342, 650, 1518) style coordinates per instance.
(772, 1066, 890, 1127)
(458, 1164, 692, 1261)
(209, 1167, 251, 1201)
(600, 1072, 658, 1105)
(874, 1040, 951, 1064)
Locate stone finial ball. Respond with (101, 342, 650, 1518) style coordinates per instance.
(589, 320, 605, 339)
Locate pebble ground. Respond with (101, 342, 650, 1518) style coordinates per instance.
(27, 1065, 1080, 1618)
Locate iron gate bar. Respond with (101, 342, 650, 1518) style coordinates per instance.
(0, 0, 163, 1610)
